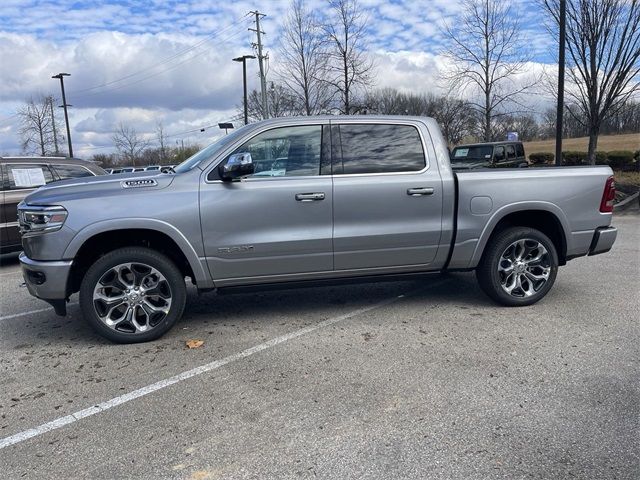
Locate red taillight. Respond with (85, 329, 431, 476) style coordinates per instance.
(600, 176, 616, 213)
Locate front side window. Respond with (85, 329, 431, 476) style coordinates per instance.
(53, 164, 94, 180)
(506, 145, 516, 159)
(516, 144, 525, 157)
(494, 146, 505, 161)
(7, 164, 54, 190)
(230, 125, 322, 178)
(337, 124, 425, 174)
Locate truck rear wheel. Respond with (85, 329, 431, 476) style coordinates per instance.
(476, 227, 558, 306)
(79, 247, 186, 343)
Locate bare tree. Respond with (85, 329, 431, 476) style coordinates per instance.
(365, 88, 478, 144)
(441, 0, 535, 141)
(277, 0, 333, 115)
(322, 0, 375, 114)
(156, 122, 168, 163)
(245, 84, 298, 121)
(112, 123, 149, 166)
(17, 94, 62, 156)
(543, 0, 640, 164)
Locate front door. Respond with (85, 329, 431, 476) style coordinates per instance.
(332, 122, 444, 271)
(200, 124, 333, 285)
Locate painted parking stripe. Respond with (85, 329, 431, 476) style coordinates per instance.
(0, 269, 22, 276)
(0, 303, 78, 322)
(0, 279, 447, 450)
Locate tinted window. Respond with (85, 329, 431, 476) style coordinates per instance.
(451, 145, 493, 163)
(7, 164, 54, 190)
(231, 125, 322, 177)
(494, 146, 505, 161)
(506, 145, 516, 159)
(54, 164, 94, 180)
(338, 124, 425, 174)
(516, 143, 525, 157)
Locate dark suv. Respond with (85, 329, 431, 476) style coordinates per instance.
(1, 157, 105, 253)
(450, 141, 527, 170)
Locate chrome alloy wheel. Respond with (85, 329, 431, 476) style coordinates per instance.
(92, 262, 172, 334)
(498, 239, 552, 298)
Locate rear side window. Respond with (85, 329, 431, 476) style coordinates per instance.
(6, 164, 55, 190)
(337, 124, 425, 174)
(53, 164, 94, 180)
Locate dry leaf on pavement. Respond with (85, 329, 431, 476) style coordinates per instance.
(185, 339, 204, 349)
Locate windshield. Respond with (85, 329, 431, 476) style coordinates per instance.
(173, 125, 250, 173)
(450, 145, 493, 164)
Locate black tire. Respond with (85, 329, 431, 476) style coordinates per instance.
(79, 247, 186, 343)
(476, 227, 558, 306)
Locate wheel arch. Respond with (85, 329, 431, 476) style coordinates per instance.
(470, 202, 569, 268)
(65, 220, 212, 294)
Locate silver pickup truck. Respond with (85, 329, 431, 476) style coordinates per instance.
(17, 116, 618, 343)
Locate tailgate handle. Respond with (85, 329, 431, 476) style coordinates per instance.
(295, 192, 325, 202)
(407, 187, 434, 196)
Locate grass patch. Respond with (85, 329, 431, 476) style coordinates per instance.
(524, 133, 639, 153)
(614, 171, 640, 188)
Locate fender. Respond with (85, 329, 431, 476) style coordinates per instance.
(63, 218, 214, 289)
(468, 201, 572, 269)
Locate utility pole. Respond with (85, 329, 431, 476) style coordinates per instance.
(555, 0, 566, 166)
(52, 73, 73, 158)
(233, 55, 256, 125)
(249, 10, 268, 119)
(48, 95, 60, 155)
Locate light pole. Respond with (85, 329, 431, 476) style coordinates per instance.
(555, 0, 566, 166)
(52, 73, 73, 158)
(233, 55, 255, 125)
(218, 122, 234, 135)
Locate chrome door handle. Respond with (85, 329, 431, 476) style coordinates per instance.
(295, 192, 325, 202)
(407, 187, 434, 196)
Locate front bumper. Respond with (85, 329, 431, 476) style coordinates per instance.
(588, 226, 618, 256)
(20, 253, 72, 315)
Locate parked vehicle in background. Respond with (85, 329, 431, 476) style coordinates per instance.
(17, 116, 617, 343)
(121, 167, 135, 173)
(1, 156, 105, 253)
(145, 165, 161, 171)
(451, 141, 527, 169)
(110, 168, 122, 174)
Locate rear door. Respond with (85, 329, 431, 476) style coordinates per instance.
(331, 121, 443, 271)
(4, 163, 55, 246)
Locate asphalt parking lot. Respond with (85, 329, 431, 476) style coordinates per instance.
(0, 212, 638, 480)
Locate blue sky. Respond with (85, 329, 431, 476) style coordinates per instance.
(0, 0, 556, 156)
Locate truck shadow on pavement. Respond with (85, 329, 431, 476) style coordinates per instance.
(4, 273, 492, 347)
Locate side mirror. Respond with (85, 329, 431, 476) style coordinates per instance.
(219, 152, 254, 181)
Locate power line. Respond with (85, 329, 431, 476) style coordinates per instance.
(69, 15, 250, 98)
(69, 27, 248, 101)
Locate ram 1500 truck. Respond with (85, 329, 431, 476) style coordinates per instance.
(17, 116, 618, 343)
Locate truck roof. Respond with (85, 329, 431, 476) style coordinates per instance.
(454, 141, 523, 148)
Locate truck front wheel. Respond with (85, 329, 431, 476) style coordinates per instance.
(476, 227, 558, 306)
(79, 247, 187, 343)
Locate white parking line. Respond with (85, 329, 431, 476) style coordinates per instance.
(0, 279, 446, 450)
(0, 303, 78, 322)
(0, 269, 21, 276)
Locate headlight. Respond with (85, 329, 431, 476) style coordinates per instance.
(18, 205, 68, 236)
